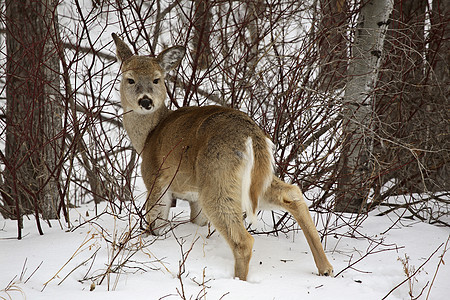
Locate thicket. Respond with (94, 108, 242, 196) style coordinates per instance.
(0, 0, 448, 251)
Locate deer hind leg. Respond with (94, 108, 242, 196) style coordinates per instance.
(264, 176, 333, 276)
(199, 189, 254, 280)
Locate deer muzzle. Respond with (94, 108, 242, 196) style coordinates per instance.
(138, 96, 153, 110)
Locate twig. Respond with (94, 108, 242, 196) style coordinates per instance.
(0, 275, 25, 300)
(42, 232, 96, 291)
(174, 231, 200, 300)
(24, 261, 43, 284)
(382, 242, 444, 300)
(426, 235, 450, 300)
(335, 239, 403, 277)
(58, 248, 100, 286)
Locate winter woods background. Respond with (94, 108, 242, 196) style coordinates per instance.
(0, 1, 449, 299)
(0, 0, 448, 246)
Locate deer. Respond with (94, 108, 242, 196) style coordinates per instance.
(112, 33, 333, 281)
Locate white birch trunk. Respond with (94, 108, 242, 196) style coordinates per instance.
(335, 0, 394, 212)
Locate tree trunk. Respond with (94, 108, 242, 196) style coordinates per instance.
(318, 0, 349, 91)
(427, 0, 450, 191)
(192, 0, 213, 70)
(335, 0, 394, 213)
(372, 0, 449, 200)
(2, 0, 63, 222)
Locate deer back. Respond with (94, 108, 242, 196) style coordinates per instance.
(141, 105, 274, 218)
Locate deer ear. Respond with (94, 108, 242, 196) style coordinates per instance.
(112, 33, 134, 62)
(156, 46, 186, 72)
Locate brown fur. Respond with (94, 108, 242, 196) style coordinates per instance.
(112, 33, 333, 280)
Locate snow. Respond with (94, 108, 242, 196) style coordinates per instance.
(1, 199, 449, 300)
(1, 2, 448, 299)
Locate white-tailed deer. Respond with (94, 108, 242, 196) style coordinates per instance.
(112, 33, 333, 280)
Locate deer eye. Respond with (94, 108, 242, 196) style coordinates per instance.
(153, 78, 160, 84)
(127, 78, 135, 84)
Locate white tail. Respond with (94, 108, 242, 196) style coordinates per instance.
(112, 33, 333, 280)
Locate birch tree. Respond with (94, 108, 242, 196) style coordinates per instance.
(335, 0, 394, 212)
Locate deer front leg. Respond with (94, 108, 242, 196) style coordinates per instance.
(189, 201, 208, 226)
(145, 188, 172, 235)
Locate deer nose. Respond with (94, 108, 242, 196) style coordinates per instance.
(138, 96, 153, 110)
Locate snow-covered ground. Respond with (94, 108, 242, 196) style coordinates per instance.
(1, 199, 449, 300)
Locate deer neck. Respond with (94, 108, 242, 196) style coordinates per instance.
(122, 105, 170, 154)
